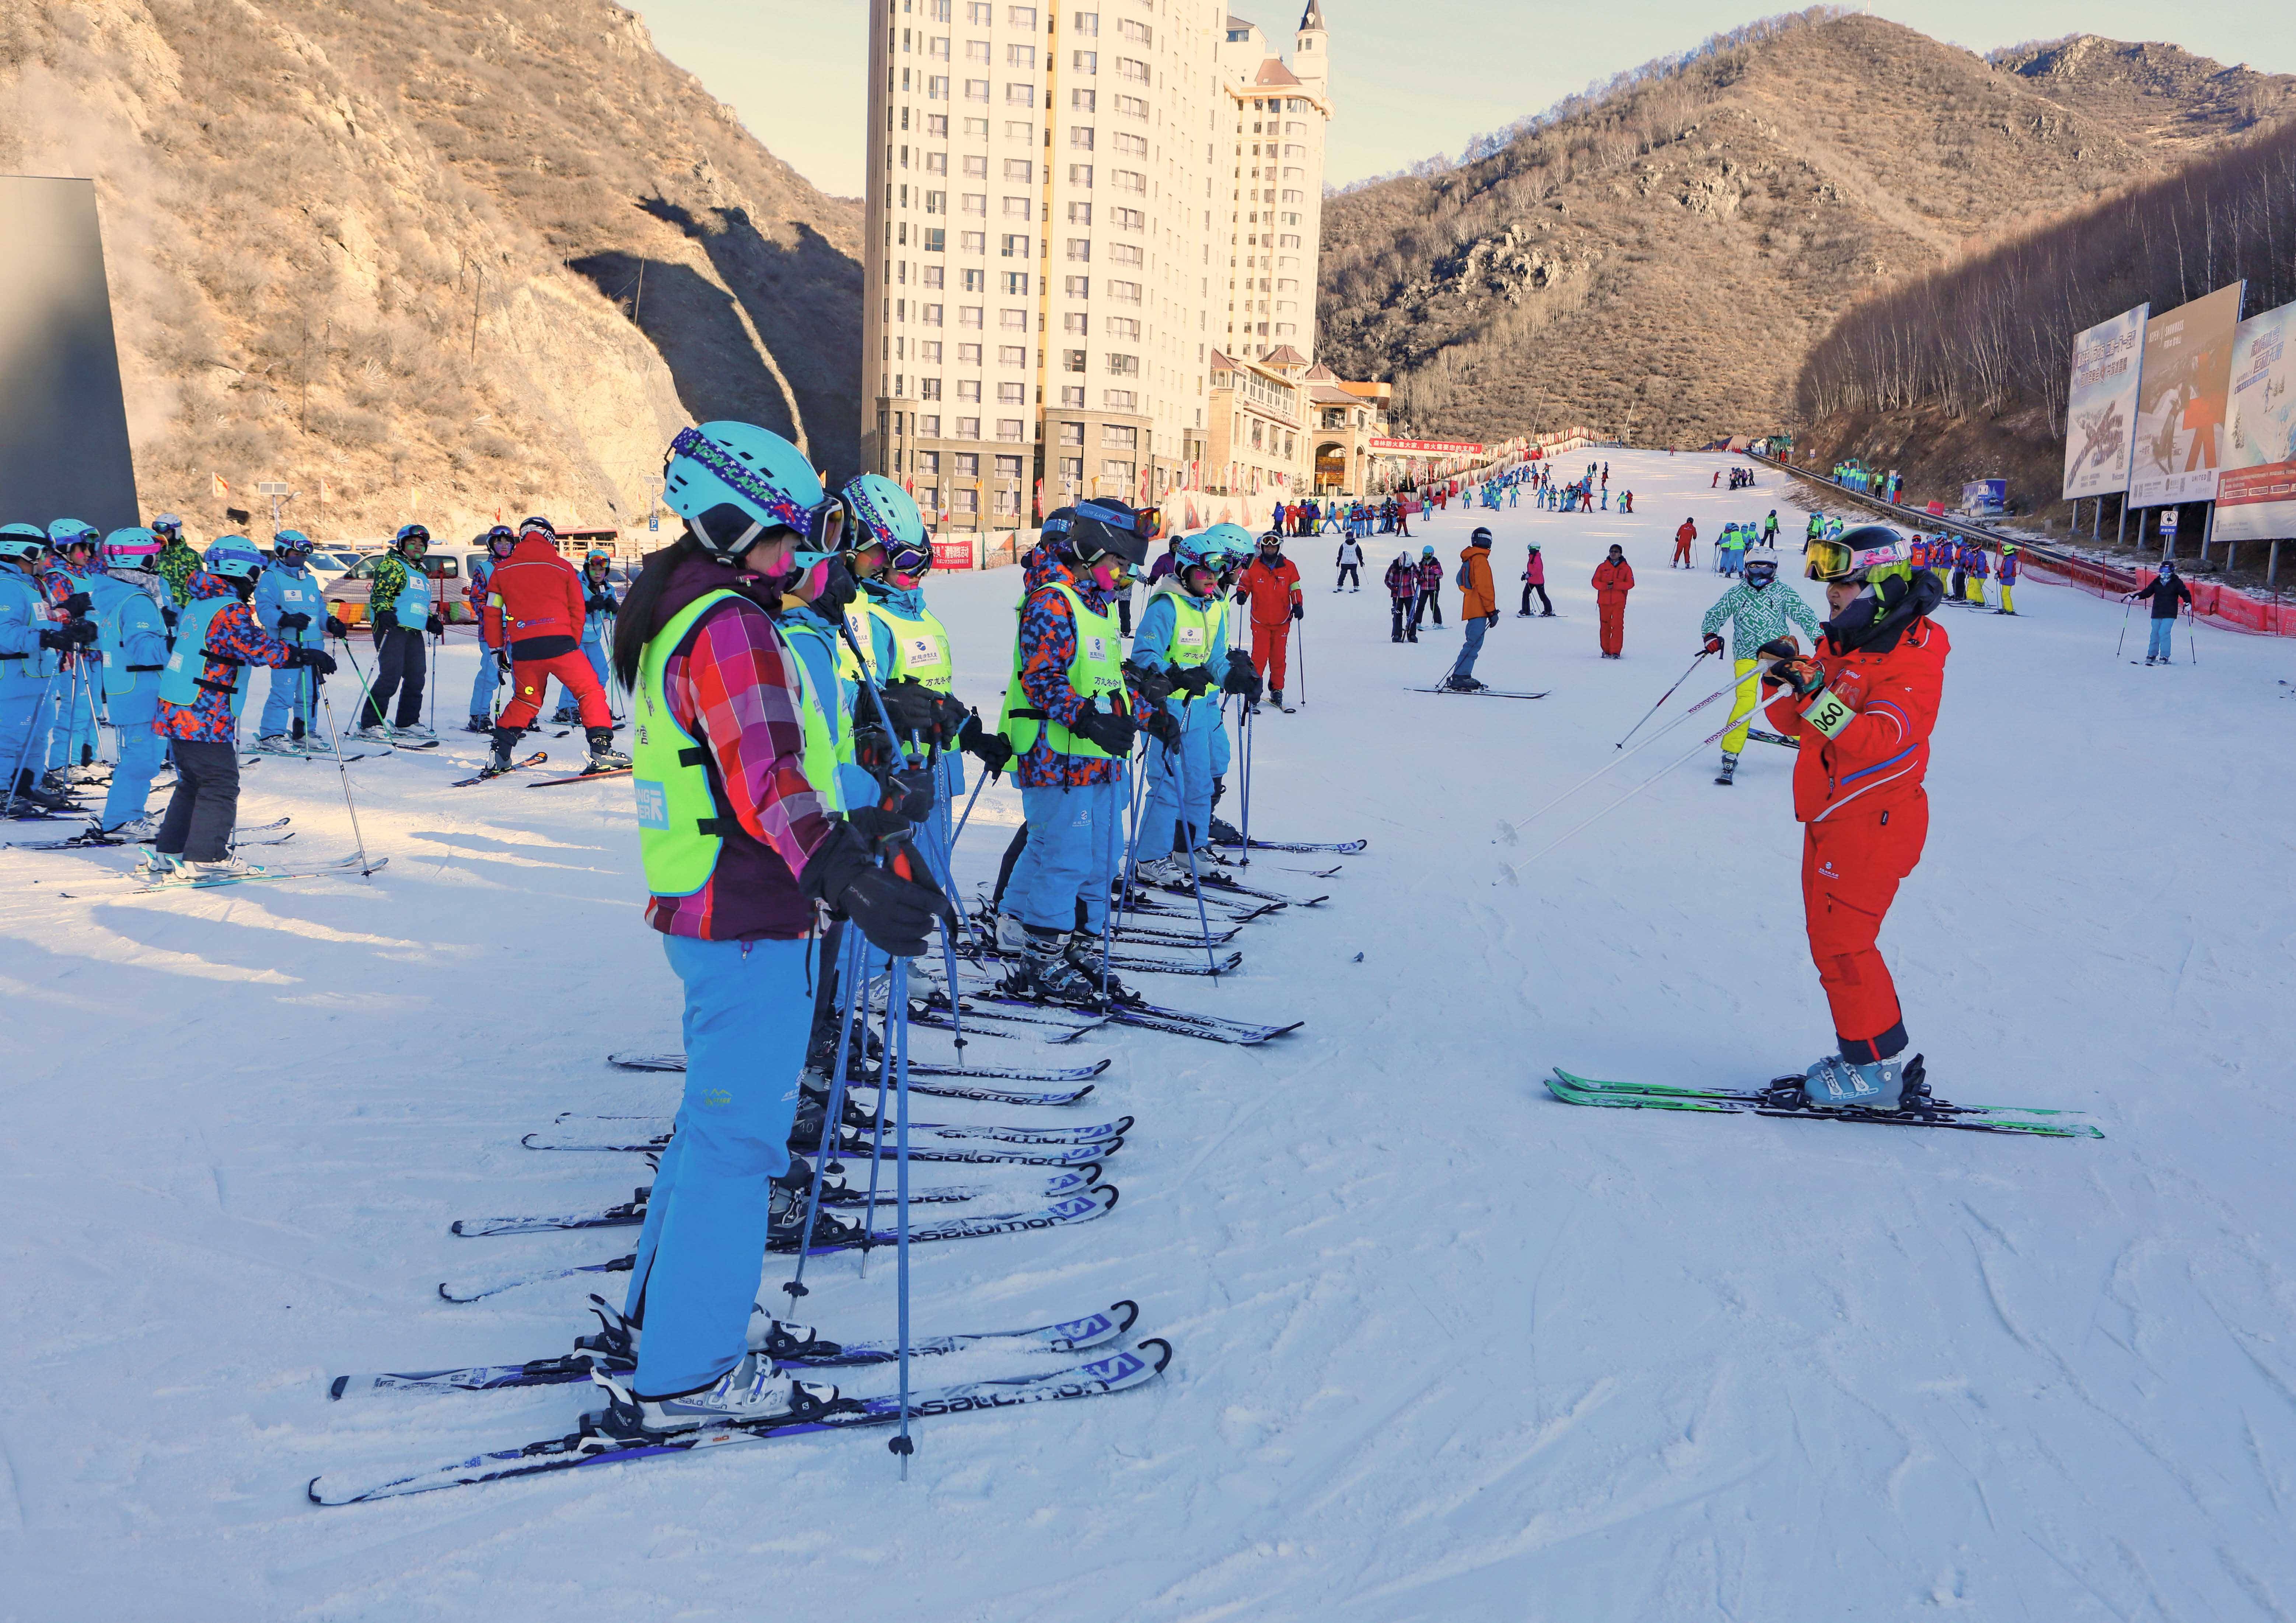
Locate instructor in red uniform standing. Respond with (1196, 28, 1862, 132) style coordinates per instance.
(482, 516, 630, 778)
(1234, 531, 1303, 710)
(1761, 525, 1948, 1111)
(1592, 544, 1635, 657)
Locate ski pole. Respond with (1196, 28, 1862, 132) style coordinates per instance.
(783, 925, 868, 1315)
(1615, 649, 1711, 749)
(3, 666, 63, 816)
(1166, 729, 1222, 976)
(336, 627, 380, 729)
(1100, 747, 1142, 1001)
(1238, 691, 1254, 864)
(1498, 660, 1776, 844)
(888, 950, 916, 1478)
(1500, 716, 1734, 883)
(1111, 737, 1150, 941)
(2115, 597, 2131, 659)
(1294, 617, 1307, 709)
(2186, 604, 2200, 665)
(427, 628, 439, 735)
(948, 768, 989, 851)
(315, 675, 380, 877)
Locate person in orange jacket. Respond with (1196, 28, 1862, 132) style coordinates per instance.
(482, 516, 627, 776)
(1233, 531, 1303, 709)
(1672, 518, 1696, 568)
(1592, 544, 1635, 657)
(1761, 525, 1949, 1111)
(1443, 526, 1500, 691)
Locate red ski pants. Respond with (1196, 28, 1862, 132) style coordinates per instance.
(1249, 619, 1291, 691)
(1597, 597, 1627, 655)
(1800, 793, 1927, 1061)
(500, 649, 611, 731)
(1672, 538, 1694, 566)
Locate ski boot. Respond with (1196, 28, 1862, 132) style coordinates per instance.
(1715, 750, 1739, 786)
(183, 856, 269, 884)
(1443, 674, 1488, 693)
(133, 848, 185, 881)
(1208, 814, 1246, 848)
(997, 925, 1107, 1008)
(477, 725, 523, 779)
(1129, 854, 1189, 890)
(589, 1353, 847, 1439)
(990, 906, 1028, 954)
(1776, 1053, 1910, 1112)
(102, 813, 160, 844)
(350, 722, 394, 744)
(1065, 930, 1140, 1004)
(585, 725, 632, 772)
(8, 770, 73, 814)
(255, 733, 294, 753)
(394, 723, 438, 744)
(465, 713, 493, 735)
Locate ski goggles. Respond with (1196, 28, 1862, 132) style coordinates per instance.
(1805, 534, 1908, 584)
(669, 426, 845, 552)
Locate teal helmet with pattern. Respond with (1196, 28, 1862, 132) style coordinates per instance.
(841, 473, 930, 575)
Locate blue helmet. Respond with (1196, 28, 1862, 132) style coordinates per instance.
(273, 528, 312, 555)
(0, 522, 48, 564)
(48, 518, 98, 550)
(662, 422, 839, 565)
(841, 474, 930, 572)
(203, 537, 266, 582)
(394, 523, 431, 551)
(103, 527, 162, 569)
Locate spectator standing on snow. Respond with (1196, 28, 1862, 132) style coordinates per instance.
(1593, 544, 1635, 658)
(2128, 561, 2192, 665)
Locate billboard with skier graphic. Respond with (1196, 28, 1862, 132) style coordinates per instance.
(2128, 283, 2245, 509)
(2060, 304, 2146, 500)
(2216, 299, 2296, 544)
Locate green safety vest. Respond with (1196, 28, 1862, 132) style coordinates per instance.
(1147, 580, 1219, 702)
(997, 582, 1125, 760)
(849, 592, 955, 694)
(157, 597, 253, 715)
(632, 589, 841, 898)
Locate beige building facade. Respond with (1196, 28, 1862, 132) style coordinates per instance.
(861, 1, 1334, 526)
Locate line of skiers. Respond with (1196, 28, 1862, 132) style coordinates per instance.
(1268, 496, 1412, 538)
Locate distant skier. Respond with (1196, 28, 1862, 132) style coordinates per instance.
(1761, 525, 1948, 1111)
(1518, 542, 1552, 617)
(1673, 518, 1696, 569)
(1385, 552, 1418, 642)
(2126, 560, 2192, 664)
(1593, 544, 1634, 658)
(1413, 546, 1444, 632)
(1334, 534, 1362, 592)
(1699, 545, 1819, 785)
(1994, 543, 2019, 615)
(1235, 532, 1303, 711)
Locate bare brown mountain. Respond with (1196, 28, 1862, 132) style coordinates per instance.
(1315, 10, 2289, 451)
(1996, 35, 2296, 156)
(0, 0, 863, 541)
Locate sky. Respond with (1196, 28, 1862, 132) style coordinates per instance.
(630, 0, 2288, 199)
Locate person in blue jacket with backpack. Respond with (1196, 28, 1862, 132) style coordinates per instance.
(84, 528, 173, 836)
(251, 530, 333, 751)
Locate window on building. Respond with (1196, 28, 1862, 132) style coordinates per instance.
(1007, 6, 1037, 25)
(1104, 316, 1139, 339)
(1065, 275, 1088, 298)
(929, 0, 950, 18)
(1059, 455, 1083, 479)
(1004, 119, 1032, 140)
(1067, 163, 1093, 187)
(1108, 241, 1141, 265)
(1058, 421, 1084, 446)
(1067, 201, 1092, 224)
(960, 231, 986, 252)
(999, 233, 1028, 257)
(966, 1, 990, 20)
(919, 377, 942, 399)
(928, 75, 950, 98)
(1060, 387, 1084, 408)
(993, 486, 1020, 516)
(954, 452, 981, 478)
(922, 303, 944, 326)
(1115, 94, 1146, 119)
(1072, 50, 1097, 72)
(922, 266, 945, 290)
(1100, 458, 1133, 481)
(924, 190, 945, 214)
(1107, 279, 1141, 303)
(1007, 43, 1036, 67)
(1001, 271, 1028, 294)
(953, 487, 978, 515)
(920, 414, 942, 436)
(1117, 17, 1150, 43)
(1065, 238, 1090, 261)
(965, 78, 989, 100)
(929, 36, 950, 57)
(921, 336, 943, 357)
(1112, 131, 1147, 156)
(961, 268, 985, 292)
(961, 192, 986, 216)
(1279, 233, 1300, 249)
(956, 416, 982, 441)
(924, 226, 947, 251)
(917, 450, 941, 474)
(927, 114, 948, 135)
(1070, 126, 1094, 149)
(1105, 352, 1138, 376)
(1002, 196, 1031, 219)
(1062, 348, 1086, 372)
(1006, 83, 1035, 105)
(1071, 88, 1095, 111)
(958, 342, 982, 363)
(1111, 170, 1144, 194)
(1003, 158, 1032, 181)
(999, 308, 1028, 329)
(957, 379, 982, 401)
(996, 455, 1024, 481)
(1111, 207, 1143, 230)
(960, 305, 984, 327)
(996, 418, 1025, 441)
(1102, 389, 1136, 411)
(1115, 57, 1148, 83)
(1250, 419, 1264, 449)
(1072, 10, 1099, 33)
(997, 344, 1027, 366)
(997, 381, 1025, 404)
(925, 152, 948, 175)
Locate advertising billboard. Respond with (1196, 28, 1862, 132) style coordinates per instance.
(2129, 283, 2245, 508)
(2216, 298, 2296, 544)
(2061, 304, 2146, 500)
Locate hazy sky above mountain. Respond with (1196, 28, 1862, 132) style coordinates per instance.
(634, 1, 2292, 197)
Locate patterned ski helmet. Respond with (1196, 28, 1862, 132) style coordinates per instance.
(841, 473, 930, 573)
(103, 527, 162, 569)
(661, 422, 840, 565)
(273, 528, 312, 557)
(203, 537, 267, 582)
(394, 523, 431, 552)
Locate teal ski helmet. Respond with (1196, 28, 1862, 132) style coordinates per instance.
(662, 422, 841, 565)
(841, 473, 930, 575)
(203, 536, 267, 582)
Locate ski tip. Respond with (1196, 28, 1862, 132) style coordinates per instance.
(1138, 1336, 1173, 1375)
(1100, 1183, 1121, 1213)
(1110, 1299, 1140, 1336)
(306, 1475, 325, 1505)
(518, 1133, 544, 1151)
(1073, 1161, 1104, 1188)
(327, 1375, 350, 1402)
(1111, 1114, 1137, 1135)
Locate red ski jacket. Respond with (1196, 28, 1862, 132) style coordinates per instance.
(484, 535, 586, 655)
(1235, 555, 1301, 625)
(1766, 613, 1949, 824)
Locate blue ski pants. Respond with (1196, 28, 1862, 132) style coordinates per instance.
(256, 657, 317, 738)
(552, 640, 611, 720)
(469, 645, 502, 718)
(624, 933, 810, 1398)
(47, 663, 97, 769)
(2147, 619, 2174, 660)
(99, 680, 165, 830)
(1450, 612, 1491, 681)
(0, 673, 48, 787)
(1137, 703, 1215, 858)
(1009, 777, 1122, 935)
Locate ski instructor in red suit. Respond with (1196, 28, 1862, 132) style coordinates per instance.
(1761, 524, 1948, 1112)
(1592, 544, 1634, 657)
(481, 516, 630, 778)
(1235, 530, 1303, 709)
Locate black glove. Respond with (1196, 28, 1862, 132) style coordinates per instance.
(41, 623, 98, 651)
(288, 647, 339, 675)
(800, 821, 953, 957)
(874, 676, 944, 744)
(958, 711, 1014, 775)
(61, 591, 93, 617)
(586, 593, 615, 615)
(1170, 663, 1216, 698)
(842, 804, 913, 849)
(494, 658, 510, 687)
(1123, 659, 1175, 706)
(1211, 775, 1226, 808)
(326, 614, 348, 639)
(278, 611, 312, 634)
(373, 609, 399, 634)
(1221, 649, 1263, 701)
(1289, 602, 1304, 621)
(866, 764, 936, 821)
(425, 614, 444, 636)
(1068, 696, 1137, 757)
(1701, 633, 1725, 656)
(1143, 706, 1183, 749)
(1755, 636, 1800, 660)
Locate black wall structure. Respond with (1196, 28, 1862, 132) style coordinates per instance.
(0, 176, 139, 533)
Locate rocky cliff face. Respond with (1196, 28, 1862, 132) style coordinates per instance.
(1315, 13, 2283, 451)
(0, 0, 863, 541)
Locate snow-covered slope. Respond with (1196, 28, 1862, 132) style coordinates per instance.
(6, 448, 2295, 1618)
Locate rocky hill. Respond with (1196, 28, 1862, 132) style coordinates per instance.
(0, 0, 863, 542)
(1315, 11, 2293, 450)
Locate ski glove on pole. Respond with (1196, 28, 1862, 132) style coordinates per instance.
(1221, 648, 1262, 701)
(1122, 659, 1175, 706)
(1143, 706, 1184, 749)
(287, 647, 339, 675)
(1068, 697, 1138, 757)
(1168, 663, 1216, 699)
(958, 711, 1014, 774)
(801, 820, 954, 958)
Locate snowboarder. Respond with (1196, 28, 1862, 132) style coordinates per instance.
(1334, 534, 1362, 593)
(481, 517, 628, 776)
(604, 419, 951, 1435)
(1699, 545, 1819, 784)
(2127, 561, 2192, 664)
(1519, 542, 1552, 617)
(1445, 527, 1499, 692)
(353, 524, 440, 743)
(1673, 519, 1696, 569)
(993, 500, 1158, 1000)
(1593, 545, 1635, 658)
(84, 528, 173, 837)
(1762, 525, 1948, 1110)
(149, 539, 336, 882)
(1235, 531, 1303, 710)
(251, 530, 330, 751)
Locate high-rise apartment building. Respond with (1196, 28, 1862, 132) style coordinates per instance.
(862, 1, 1331, 523)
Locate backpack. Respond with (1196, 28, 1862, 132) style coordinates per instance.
(1454, 557, 1471, 591)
